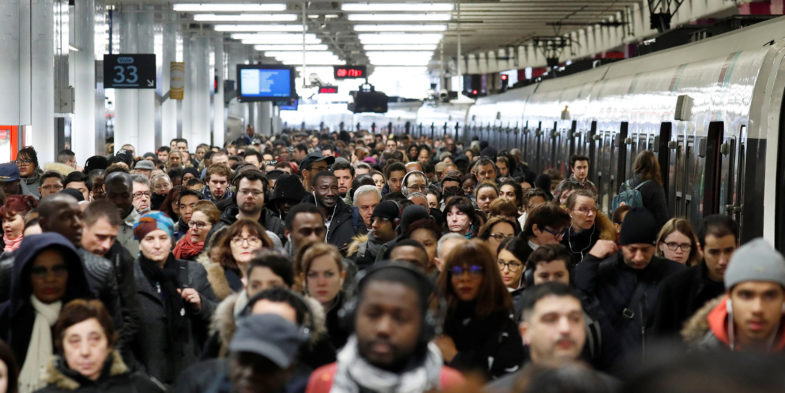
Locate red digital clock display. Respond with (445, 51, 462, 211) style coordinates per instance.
(334, 66, 366, 79)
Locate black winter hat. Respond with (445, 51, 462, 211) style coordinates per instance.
(619, 208, 658, 246)
(83, 155, 108, 175)
(398, 205, 429, 235)
(480, 146, 497, 160)
(372, 201, 400, 222)
(270, 174, 307, 203)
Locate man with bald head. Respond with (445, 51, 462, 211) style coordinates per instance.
(104, 171, 139, 256)
(37, 194, 139, 356)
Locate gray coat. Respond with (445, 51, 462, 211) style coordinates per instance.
(131, 257, 217, 385)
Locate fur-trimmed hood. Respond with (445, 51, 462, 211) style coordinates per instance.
(209, 290, 329, 357)
(42, 351, 127, 390)
(346, 234, 369, 257)
(595, 211, 616, 241)
(198, 253, 234, 300)
(681, 295, 725, 345)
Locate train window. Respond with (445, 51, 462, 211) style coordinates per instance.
(703, 121, 724, 215)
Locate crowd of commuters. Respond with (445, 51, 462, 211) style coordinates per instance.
(0, 128, 782, 393)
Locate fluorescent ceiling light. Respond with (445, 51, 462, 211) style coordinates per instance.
(363, 44, 438, 50)
(214, 24, 303, 32)
(354, 24, 446, 32)
(265, 51, 337, 58)
(254, 44, 329, 51)
(358, 33, 443, 44)
(369, 59, 433, 66)
(366, 51, 434, 57)
(174, 3, 287, 12)
(342, 3, 453, 12)
(194, 14, 297, 22)
(232, 33, 318, 40)
(348, 13, 451, 22)
(240, 36, 322, 45)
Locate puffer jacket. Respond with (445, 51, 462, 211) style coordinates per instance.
(575, 252, 685, 368)
(682, 295, 785, 352)
(346, 233, 387, 271)
(34, 351, 164, 393)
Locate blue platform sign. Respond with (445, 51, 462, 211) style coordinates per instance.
(103, 54, 156, 89)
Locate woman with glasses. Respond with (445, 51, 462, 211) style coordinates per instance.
(205, 219, 274, 300)
(435, 240, 524, 380)
(173, 201, 220, 261)
(562, 190, 616, 265)
(15, 147, 42, 200)
(478, 216, 520, 260)
(131, 211, 216, 385)
(0, 195, 37, 254)
(296, 242, 349, 350)
(512, 203, 571, 269)
(655, 218, 701, 266)
(496, 237, 525, 291)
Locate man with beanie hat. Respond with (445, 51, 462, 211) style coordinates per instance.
(682, 238, 785, 352)
(270, 174, 308, 221)
(347, 201, 400, 270)
(575, 208, 685, 368)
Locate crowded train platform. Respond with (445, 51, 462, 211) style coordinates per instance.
(0, 130, 783, 393)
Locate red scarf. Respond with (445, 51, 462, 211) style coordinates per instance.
(3, 233, 22, 253)
(173, 229, 204, 260)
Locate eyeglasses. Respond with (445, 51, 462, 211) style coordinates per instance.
(489, 232, 514, 241)
(450, 265, 484, 276)
(239, 189, 264, 197)
(31, 264, 68, 278)
(14, 159, 32, 166)
(189, 221, 209, 229)
(132, 191, 151, 199)
(407, 184, 427, 192)
(497, 260, 523, 271)
(231, 236, 262, 246)
(542, 227, 565, 238)
(664, 242, 692, 252)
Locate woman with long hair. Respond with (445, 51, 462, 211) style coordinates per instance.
(0, 196, 37, 254)
(297, 242, 349, 350)
(444, 196, 480, 239)
(655, 218, 701, 266)
(561, 190, 616, 265)
(477, 216, 520, 260)
(474, 182, 499, 216)
(627, 150, 670, 227)
(159, 185, 185, 223)
(205, 220, 274, 300)
(435, 240, 524, 380)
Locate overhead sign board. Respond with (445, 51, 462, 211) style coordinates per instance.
(319, 86, 338, 94)
(334, 65, 366, 79)
(103, 54, 157, 89)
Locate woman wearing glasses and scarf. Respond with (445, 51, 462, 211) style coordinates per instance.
(434, 240, 524, 381)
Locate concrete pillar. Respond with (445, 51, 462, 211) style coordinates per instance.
(94, 0, 106, 157)
(72, 0, 96, 164)
(136, 6, 155, 155)
(192, 35, 211, 147)
(181, 34, 193, 145)
(30, 0, 55, 163)
(213, 38, 225, 148)
(161, 11, 178, 149)
(259, 102, 272, 136)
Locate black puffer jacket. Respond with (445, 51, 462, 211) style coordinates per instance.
(34, 352, 164, 393)
(575, 252, 685, 369)
(652, 261, 725, 338)
(131, 255, 217, 385)
(205, 205, 285, 245)
(443, 304, 525, 380)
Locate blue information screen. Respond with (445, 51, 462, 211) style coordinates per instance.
(239, 68, 292, 98)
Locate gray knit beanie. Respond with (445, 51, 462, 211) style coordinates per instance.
(724, 238, 785, 289)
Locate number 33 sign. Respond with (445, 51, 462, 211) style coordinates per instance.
(103, 54, 156, 89)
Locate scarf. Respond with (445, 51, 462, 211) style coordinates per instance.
(330, 336, 443, 393)
(3, 233, 23, 252)
(138, 253, 190, 348)
(18, 296, 62, 393)
(173, 229, 205, 260)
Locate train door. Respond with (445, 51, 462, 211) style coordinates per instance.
(568, 121, 578, 160)
(588, 121, 598, 184)
(656, 122, 673, 212)
(595, 128, 610, 213)
(540, 123, 553, 172)
(684, 136, 699, 224)
(703, 122, 724, 216)
(616, 122, 630, 198)
(726, 124, 745, 224)
(535, 122, 543, 173)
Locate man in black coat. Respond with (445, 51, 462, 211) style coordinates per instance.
(308, 170, 361, 254)
(653, 215, 739, 337)
(575, 208, 685, 369)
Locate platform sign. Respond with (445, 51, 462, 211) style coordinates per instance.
(319, 85, 338, 94)
(103, 54, 156, 89)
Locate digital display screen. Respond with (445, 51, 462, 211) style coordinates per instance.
(278, 98, 298, 110)
(319, 86, 338, 94)
(334, 66, 366, 79)
(236, 65, 295, 101)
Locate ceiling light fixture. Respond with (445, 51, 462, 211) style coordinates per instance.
(193, 13, 297, 22)
(363, 44, 438, 50)
(358, 33, 443, 44)
(354, 24, 447, 32)
(342, 3, 453, 12)
(214, 24, 303, 32)
(254, 44, 329, 51)
(173, 3, 287, 12)
(348, 13, 451, 22)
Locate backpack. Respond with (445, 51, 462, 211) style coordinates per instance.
(612, 179, 651, 212)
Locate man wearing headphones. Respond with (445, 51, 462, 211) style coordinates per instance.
(683, 238, 785, 352)
(401, 171, 428, 198)
(306, 263, 464, 393)
(310, 170, 358, 254)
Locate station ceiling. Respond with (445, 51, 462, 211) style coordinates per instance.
(112, 0, 647, 68)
